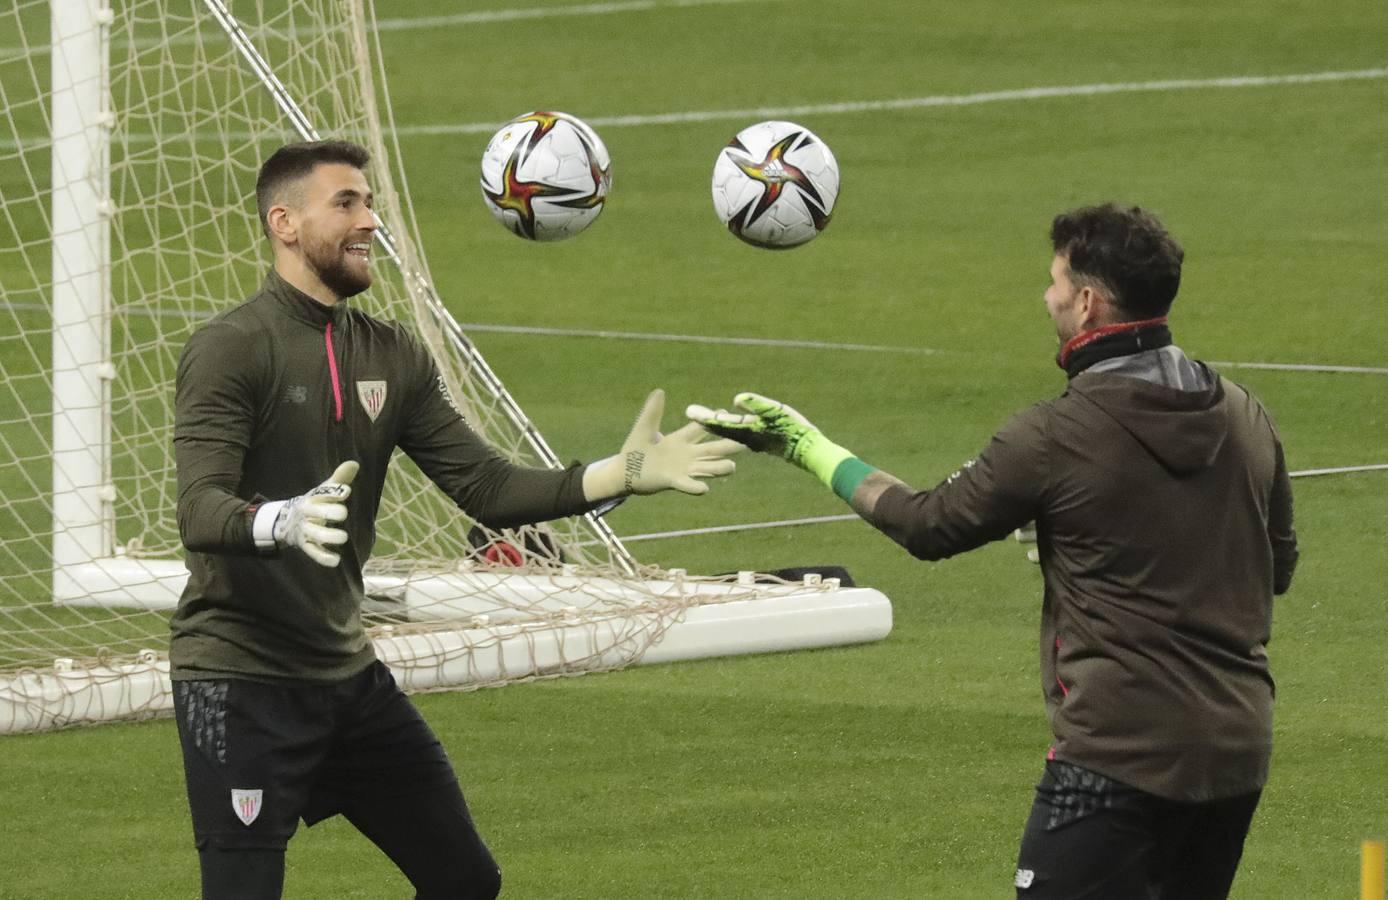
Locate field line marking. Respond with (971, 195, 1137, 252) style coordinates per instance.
(607, 463, 1388, 544)
(2, 67, 1383, 152)
(1289, 463, 1388, 478)
(371, 0, 781, 30)
(452, 322, 941, 355)
(616, 514, 861, 543)
(1208, 360, 1388, 375)
(414, 67, 1388, 136)
(0, 0, 776, 57)
(443, 325, 1388, 373)
(3, 300, 1386, 371)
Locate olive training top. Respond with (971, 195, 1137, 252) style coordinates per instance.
(171, 269, 593, 682)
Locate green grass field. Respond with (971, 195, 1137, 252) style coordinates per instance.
(3, 0, 1387, 897)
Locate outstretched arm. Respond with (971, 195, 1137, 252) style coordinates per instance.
(402, 355, 741, 527)
(688, 393, 1045, 560)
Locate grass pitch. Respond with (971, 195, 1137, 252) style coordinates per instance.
(3, 0, 1386, 897)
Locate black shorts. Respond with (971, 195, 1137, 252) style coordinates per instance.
(1014, 759, 1261, 899)
(173, 661, 460, 851)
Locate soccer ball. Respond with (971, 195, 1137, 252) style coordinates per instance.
(479, 111, 612, 241)
(710, 120, 839, 249)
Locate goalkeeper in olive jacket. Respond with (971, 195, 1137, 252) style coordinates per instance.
(170, 141, 741, 900)
(690, 204, 1298, 900)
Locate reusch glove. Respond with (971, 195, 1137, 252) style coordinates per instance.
(252, 461, 359, 567)
(583, 389, 744, 500)
(686, 392, 874, 501)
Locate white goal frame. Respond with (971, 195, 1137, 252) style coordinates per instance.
(1, 0, 891, 734)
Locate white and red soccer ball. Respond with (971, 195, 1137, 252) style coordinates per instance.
(479, 111, 612, 242)
(710, 120, 840, 250)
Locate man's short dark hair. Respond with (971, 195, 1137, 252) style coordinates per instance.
(255, 140, 371, 238)
(1050, 203, 1185, 320)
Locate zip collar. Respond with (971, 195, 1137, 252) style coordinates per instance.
(1057, 316, 1171, 378)
(262, 268, 348, 329)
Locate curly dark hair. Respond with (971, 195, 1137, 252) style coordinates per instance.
(255, 140, 371, 238)
(1050, 204, 1185, 320)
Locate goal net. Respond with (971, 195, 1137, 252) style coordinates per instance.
(0, 0, 890, 734)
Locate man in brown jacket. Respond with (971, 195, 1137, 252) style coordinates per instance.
(689, 203, 1298, 899)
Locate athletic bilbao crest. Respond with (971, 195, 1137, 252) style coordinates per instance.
(231, 789, 263, 826)
(356, 380, 387, 422)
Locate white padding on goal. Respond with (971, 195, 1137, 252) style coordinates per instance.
(375, 586, 893, 692)
(1, 586, 891, 734)
(0, 654, 171, 734)
(641, 587, 892, 662)
(54, 559, 886, 621)
(54, 558, 188, 609)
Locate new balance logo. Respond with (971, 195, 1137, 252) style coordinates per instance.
(282, 385, 307, 404)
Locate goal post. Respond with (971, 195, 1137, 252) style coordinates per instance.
(0, 0, 891, 735)
(50, 0, 114, 590)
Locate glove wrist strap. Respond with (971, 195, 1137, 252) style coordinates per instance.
(253, 500, 288, 550)
(581, 455, 625, 502)
(829, 457, 876, 502)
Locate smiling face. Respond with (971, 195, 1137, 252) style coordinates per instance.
(266, 161, 376, 304)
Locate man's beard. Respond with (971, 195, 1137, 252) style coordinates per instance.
(305, 236, 371, 299)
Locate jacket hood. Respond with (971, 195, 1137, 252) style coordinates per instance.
(1068, 365, 1228, 475)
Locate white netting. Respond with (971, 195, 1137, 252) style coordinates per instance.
(0, 0, 888, 733)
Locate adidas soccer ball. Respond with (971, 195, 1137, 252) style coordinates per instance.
(711, 120, 839, 249)
(480, 111, 612, 241)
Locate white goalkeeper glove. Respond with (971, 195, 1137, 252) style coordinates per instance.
(251, 461, 359, 567)
(583, 389, 744, 500)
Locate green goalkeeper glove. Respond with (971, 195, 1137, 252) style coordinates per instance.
(686, 392, 874, 501)
(583, 389, 744, 500)
(252, 460, 359, 567)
